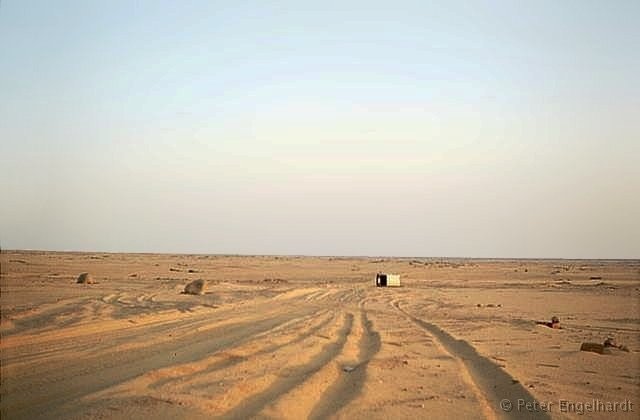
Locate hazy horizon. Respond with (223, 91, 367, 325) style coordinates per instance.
(1, 1, 639, 259)
(4, 248, 640, 261)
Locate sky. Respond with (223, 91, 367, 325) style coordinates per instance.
(1, 0, 638, 258)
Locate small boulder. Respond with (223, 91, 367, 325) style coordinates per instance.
(604, 337, 630, 352)
(536, 316, 561, 329)
(184, 279, 206, 295)
(580, 342, 611, 355)
(77, 272, 95, 284)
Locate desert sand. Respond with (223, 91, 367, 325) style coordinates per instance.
(1, 251, 638, 419)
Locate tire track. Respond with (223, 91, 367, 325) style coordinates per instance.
(220, 313, 355, 419)
(174, 310, 350, 414)
(148, 310, 336, 390)
(392, 300, 551, 420)
(3, 304, 323, 420)
(308, 309, 381, 420)
(3, 288, 330, 366)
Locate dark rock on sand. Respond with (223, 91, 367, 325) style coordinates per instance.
(77, 272, 95, 284)
(184, 279, 206, 295)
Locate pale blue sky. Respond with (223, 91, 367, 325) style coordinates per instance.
(1, 0, 638, 258)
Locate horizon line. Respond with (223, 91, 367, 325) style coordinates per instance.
(2, 248, 638, 262)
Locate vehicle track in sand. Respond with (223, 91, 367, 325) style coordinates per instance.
(2, 290, 339, 420)
(219, 312, 355, 419)
(147, 309, 337, 390)
(4, 284, 552, 420)
(216, 291, 381, 420)
(308, 309, 381, 420)
(391, 299, 551, 420)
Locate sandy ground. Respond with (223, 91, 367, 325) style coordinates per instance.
(1, 251, 639, 419)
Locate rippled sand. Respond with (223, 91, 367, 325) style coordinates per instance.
(1, 251, 638, 419)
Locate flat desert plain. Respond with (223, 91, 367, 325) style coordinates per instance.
(1, 251, 639, 419)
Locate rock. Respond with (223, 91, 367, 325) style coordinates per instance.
(604, 337, 631, 352)
(76, 272, 95, 284)
(183, 279, 206, 295)
(536, 316, 561, 328)
(580, 342, 611, 355)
